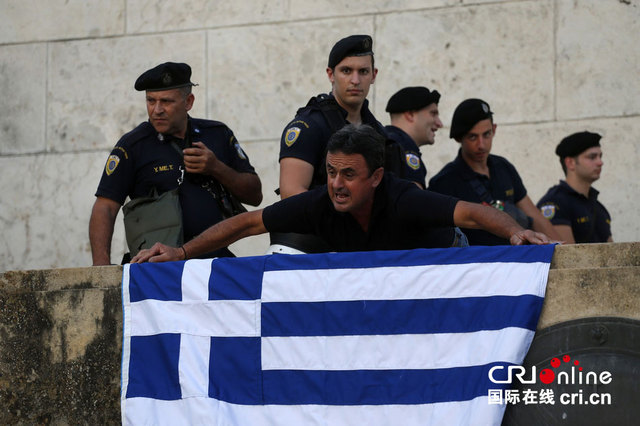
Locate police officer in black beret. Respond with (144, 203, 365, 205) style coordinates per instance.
(385, 86, 443, 188)
(89, 62, 263, 265)
(428, 98, 560, 245)
(537, 131, 612, 243)
(271, 35, 388, 254)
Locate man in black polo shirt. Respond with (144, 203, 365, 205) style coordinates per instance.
(428, 99, 559, 245)
(385, 86, 443, 188)
(132, 125, 553, 264)
(537, 131, 612, 243)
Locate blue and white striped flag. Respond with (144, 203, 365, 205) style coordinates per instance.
(121, 245, 554, 425)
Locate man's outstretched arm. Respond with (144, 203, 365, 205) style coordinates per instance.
(130, 209, 267, 263)
(453, 200, 554, 245)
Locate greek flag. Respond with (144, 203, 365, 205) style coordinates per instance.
(121, 245, 554, 425)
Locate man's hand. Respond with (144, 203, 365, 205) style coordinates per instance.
(183, 141, 218, 175)
(130, 242, 184, 263)
(510, 229, 555, 245)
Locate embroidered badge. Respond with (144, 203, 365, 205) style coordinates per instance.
(405, 153, 421, 170)
(285, 127, 301, 147)
(540, 204, 556, 219)
(105, 154, 120, 176)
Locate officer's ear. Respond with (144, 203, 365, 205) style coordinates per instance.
(326, 67, 335, 85)
(185, 93, 195, 112)
(565, 156, 577, 172)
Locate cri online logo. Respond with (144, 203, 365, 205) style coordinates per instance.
(489, 354, 612, 385)
(539, 354, 579, 384)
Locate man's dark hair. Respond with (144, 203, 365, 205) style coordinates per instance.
(327, 124, 385, 175)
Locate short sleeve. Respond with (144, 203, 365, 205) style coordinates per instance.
(279, 116, 327, 167)
(95, 142, 135, 204)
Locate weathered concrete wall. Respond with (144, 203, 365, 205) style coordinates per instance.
(0, 243, 638, 424)
(1, 1, 639, 271)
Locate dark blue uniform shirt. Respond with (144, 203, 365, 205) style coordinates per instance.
(429, 150, 527, 246)
(263, 174, 459, 251)
(96, 117, 257, 257)
(279, 93, 386, 190)
(537, 180, 611, 243)
(384, 125, 427, 188)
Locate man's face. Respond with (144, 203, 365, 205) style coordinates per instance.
(571, 146, 603, 183)
(146, 88, 194, 137)
(412, 103, 443, 146)
(459, 118, 496, 166)
(326, 151, 383, 215)
(327, 55, 377, 110)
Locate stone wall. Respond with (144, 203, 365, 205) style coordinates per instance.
(1, 243, 638, 424)
(1, 0, 639, 271)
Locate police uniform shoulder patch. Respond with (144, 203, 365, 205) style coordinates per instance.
(540, 203, 557, 219)
(285, 127, 301, 147)
(405, 153, 421, 170)
(105, 154, 120, 176)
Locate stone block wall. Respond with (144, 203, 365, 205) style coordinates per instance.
(1, 0, 639, 271)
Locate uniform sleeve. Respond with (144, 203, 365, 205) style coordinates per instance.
(279, 116, 327, 167)
(505, 160, 527, 203)
(95, 141, 135, 205)
(537, 195, 571, 226)
(221, 128, 257, 174)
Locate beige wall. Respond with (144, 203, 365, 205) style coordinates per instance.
(1, 0, 638, 271)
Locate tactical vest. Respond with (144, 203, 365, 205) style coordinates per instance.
(299, 94, 406, 180)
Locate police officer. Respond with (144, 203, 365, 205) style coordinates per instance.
(270, 34, 387, 254)
(537, 131, 612, 243)
(89, 62, 262, 265)
(385, 86, 443, 188)
(428, 98, 559, 245)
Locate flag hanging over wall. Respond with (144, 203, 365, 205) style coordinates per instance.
(121, 244, 555, 425)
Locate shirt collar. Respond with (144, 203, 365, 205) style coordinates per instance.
(559, 180, 599, 200)
(453, 149, 495, 180)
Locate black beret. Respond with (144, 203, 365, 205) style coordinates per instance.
(555, 131, 601, 159)
(134, 62, 196, 91)
(385, 86, 441, 113)
(328, 35, 373, 68)
(449, 98, 493, 140)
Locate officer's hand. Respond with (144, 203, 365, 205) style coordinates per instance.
(510, 230, 560, 245)
(183, 141, 218, 175)
(130, 242, 183, 263)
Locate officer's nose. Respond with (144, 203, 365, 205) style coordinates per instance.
(350, 73, 360, 85)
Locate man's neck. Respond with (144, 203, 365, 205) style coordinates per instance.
(565, 174, 592, 197)
(391, 122, 420, 147)
(333, 92, 364, 125)
(461, 153, 490, 177)
(169, 120, 189, 140)
(350, 201, 374, 233)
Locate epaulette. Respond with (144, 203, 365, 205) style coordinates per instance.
(118, 122, 156, 147)
(190, 118, 228, 129)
